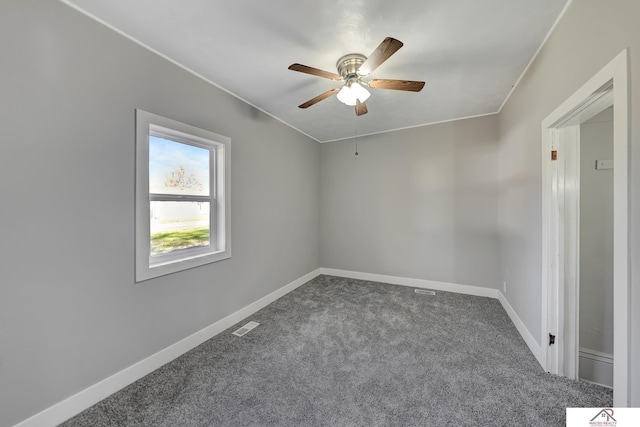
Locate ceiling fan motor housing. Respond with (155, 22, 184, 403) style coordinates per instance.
(336, 53, 367, 82)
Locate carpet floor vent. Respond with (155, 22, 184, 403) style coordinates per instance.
(414, 289, 436, 295)
(232, 321, 260, 337)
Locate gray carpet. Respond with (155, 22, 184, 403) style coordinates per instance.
(62, 275, 611, 426)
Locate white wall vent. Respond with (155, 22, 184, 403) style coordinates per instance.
(232, 321, 260, 337)
(414, 289, 436, 295)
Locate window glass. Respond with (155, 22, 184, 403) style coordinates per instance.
(149, 136, 210, 196)
(150, 201, 210, 256)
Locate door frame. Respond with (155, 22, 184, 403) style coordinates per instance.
(541, 49, 629, 406)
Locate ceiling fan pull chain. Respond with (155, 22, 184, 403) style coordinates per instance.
(355, 119, 359, 157)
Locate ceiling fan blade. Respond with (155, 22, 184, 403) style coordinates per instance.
(288, 63, 342, 81)
(298, 88, 340, 109)
(369, 79, 425, 92)
(355, 99, 368, 116)
(358, 37, 404, 75)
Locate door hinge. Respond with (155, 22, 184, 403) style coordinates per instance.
(551, 150, 557, 161)
(549, 333, 556, 346)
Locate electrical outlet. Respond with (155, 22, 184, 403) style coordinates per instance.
(503, 281, 507, 293)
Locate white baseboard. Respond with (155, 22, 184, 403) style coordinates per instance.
(320, 268, 500, 298)
(15, 268, 546, 427)
(321, 268, 543, 365)
(497, 292, 543, 368)
(14, 268, 322, 427)
(322, 268, 544, 368)
(579, 347, 613, 388)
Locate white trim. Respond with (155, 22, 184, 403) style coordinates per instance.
(497, 292, 544, 367)
(319, 112, 498, 144)
(135, 109, 232, 282)
(320, 268, 499, 298)
(58, 0, 574, 145)
(57, 0, 319, 144)
(58, 1, 502, 145)
(14, 269, 322, 427)
(579, 347, 614, 365)
(498, 0, 574, 113)
(579, 348, 614, 389)
(579, 378, 614, 390)
(611, 50, 630, 408)
(11, 267, 568, 426)
(561, 125, 581, 380)
(541, 49, 629, 406)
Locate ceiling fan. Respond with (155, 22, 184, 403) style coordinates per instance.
(288, 37, 425, 116)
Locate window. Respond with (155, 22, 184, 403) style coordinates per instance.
(136, 110, 230, 282)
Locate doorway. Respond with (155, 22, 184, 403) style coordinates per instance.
(578, 107, 614, 388)
(541, 49, 629, 406)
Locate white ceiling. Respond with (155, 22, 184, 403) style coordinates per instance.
(63, 0, 568, 142)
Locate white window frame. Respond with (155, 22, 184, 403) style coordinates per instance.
(135, 109, 231, 282)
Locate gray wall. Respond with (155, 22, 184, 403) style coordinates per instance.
(0, 1, 320, 425)
(497, 0, 640, 404)
(320, 115, 501, 289)
(579, 108, 614, 356)
(3, 0, 640, 424)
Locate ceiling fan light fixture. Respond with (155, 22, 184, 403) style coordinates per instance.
(337, 85, 356, 106)
(337, 82, 370, 106)
(351, 82, 370, 103)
